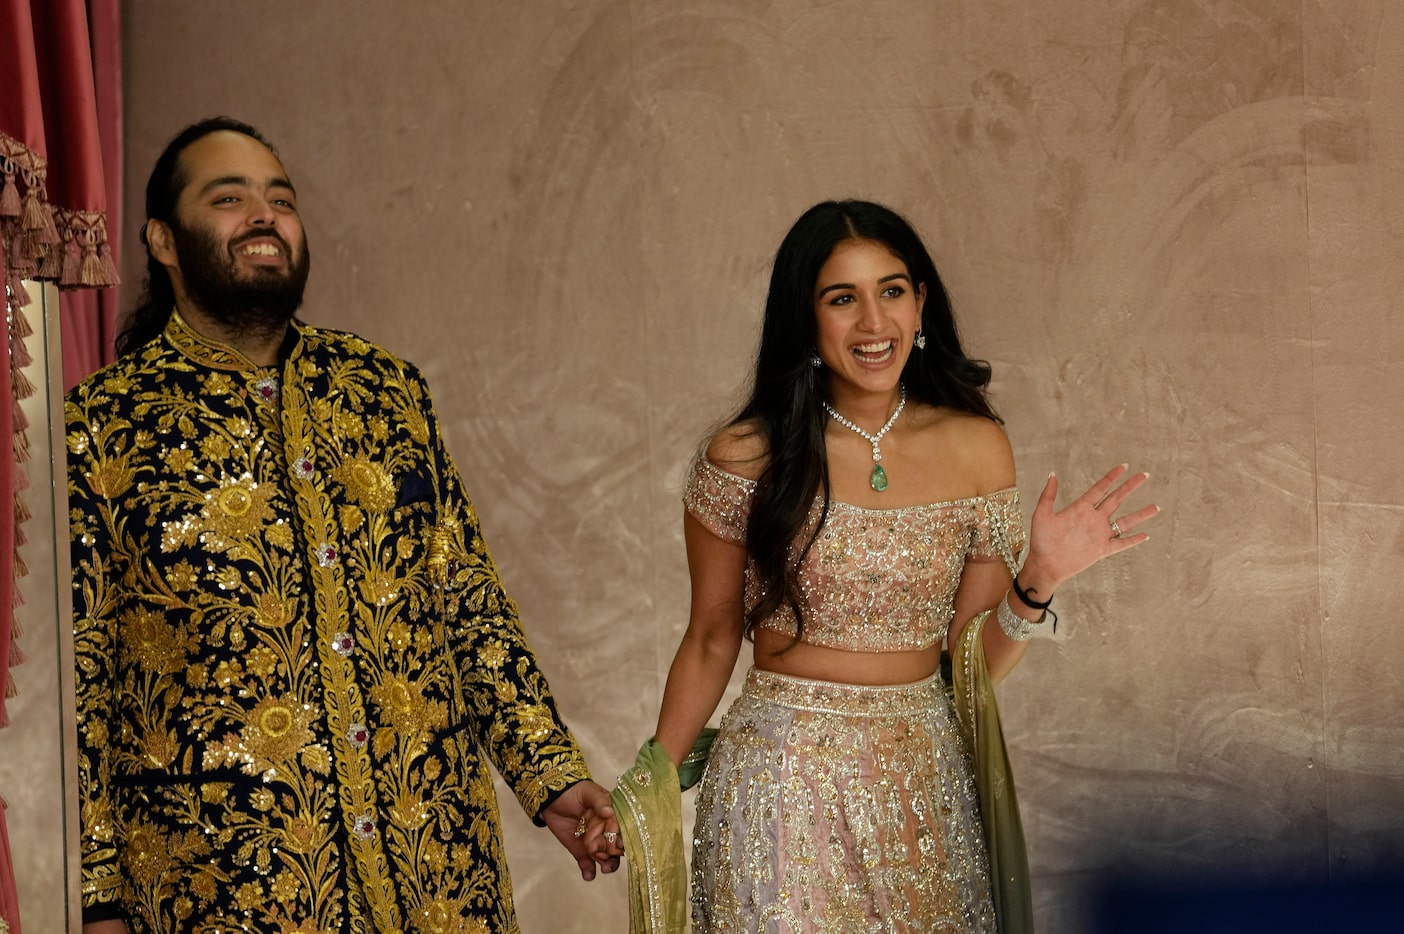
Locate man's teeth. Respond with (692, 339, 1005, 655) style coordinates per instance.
(242, 243, 281, 256)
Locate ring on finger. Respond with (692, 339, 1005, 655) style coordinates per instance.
(574, 817, 588, 839)
(1109, 517, 1123, 539)
(603, 831, 618, 845)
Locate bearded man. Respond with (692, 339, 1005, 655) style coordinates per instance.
(67, 117, 621, 934)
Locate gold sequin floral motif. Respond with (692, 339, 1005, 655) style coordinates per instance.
(332, 455, 397, 513)
(202, 474, 276, 542)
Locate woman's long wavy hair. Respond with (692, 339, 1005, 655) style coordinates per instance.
(734, 200, 1000, 640)
(114, 116, 276, 357)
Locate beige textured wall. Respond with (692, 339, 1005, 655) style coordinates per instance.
(1, 283, 75, 934)
(19, 0, 1390, 930)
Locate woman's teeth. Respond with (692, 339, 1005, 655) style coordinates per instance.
(851, 340, 895, 362)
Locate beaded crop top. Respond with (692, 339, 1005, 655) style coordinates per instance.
(683, 456, 1026, 652)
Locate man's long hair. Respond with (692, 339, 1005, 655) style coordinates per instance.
(114, 117, 278, 357)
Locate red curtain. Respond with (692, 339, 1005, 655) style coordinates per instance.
(58, 0, 123, 393)
(0, 1, 122, 930)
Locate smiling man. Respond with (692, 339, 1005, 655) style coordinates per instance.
(66, 117, 620, 934)
(144, 127, 312, 361)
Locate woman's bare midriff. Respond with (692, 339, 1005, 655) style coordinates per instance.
(752, 629, 942, 685)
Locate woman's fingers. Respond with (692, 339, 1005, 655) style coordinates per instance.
(1095, 470, 1151, 516)
(1078, 463, 1132, 509)
(1111, 503, 1160, 534)
(1026, 465, 1159, 585)
(1033, 471, 1060, 519)
(1102, 503, 1160, 549)
(1037, 465, 1149, 522)
(581, 815, 626, 863)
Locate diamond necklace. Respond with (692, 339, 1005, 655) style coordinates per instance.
(822, 385, 906, 492)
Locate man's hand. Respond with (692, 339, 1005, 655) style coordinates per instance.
(540, 780, 623, 880)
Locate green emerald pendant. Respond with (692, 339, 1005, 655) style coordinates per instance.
(870, 463, 889, 492)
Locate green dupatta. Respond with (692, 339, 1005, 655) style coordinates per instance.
(947, 608, 1036, 934)
(610, 730, 715, 934)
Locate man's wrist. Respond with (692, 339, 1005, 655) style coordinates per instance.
(533, 776, 588, 827)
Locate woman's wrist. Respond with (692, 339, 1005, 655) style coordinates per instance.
(1011, 559, 1059, 608)
(1009, 575, 1052, 613)
(998, 591, 1044, 640)
(1000, 580, 1060, 639)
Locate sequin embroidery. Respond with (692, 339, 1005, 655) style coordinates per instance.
(68, 312, 591, 932)
(692, 668, 996, 933)
(682, 456, 1026, 651)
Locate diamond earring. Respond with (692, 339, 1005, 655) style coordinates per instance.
(914, 330, 926, 350)
(809, 352, 822, 368)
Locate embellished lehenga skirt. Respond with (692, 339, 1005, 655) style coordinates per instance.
(691, 667, 997, 933)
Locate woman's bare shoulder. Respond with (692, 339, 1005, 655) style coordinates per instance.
(704, 419, 769, 481)
(911, 406, 1015, 491)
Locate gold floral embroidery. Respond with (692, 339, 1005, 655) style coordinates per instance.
(477, 640, 509, 670)
(339, 503, 365, 534)
(332, 455, 397, 512)
(198, 433, 233, 463)
(266, 519, 294, 551)
(514, 703, 562, 743)
(403, 407, 429, 445)
(166, 559, 198, 590)
(411, 899, 492, 934)
(202, 474, 276, 543)
(202, 696, 320, 778)
(124, 822, 173, 887)
(87, 450, 136, 499)
(121, 607, 185, 674)
(370, 676, 447, 736)
(252, 591, 296, 630)
(69, 315, 589, 930)
(102, 373, 136, 395)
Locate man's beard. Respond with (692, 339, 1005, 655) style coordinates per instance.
(171, 218, 311, 340)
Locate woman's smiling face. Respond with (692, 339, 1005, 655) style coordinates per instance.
(813, 238, 925, 400)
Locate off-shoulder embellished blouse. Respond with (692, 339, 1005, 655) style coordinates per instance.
(683, 456, 1026, 652)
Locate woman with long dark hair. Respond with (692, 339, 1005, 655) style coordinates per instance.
(640, 200, 1156, 932)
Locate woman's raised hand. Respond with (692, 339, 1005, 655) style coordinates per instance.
(1018, 464, 1159, 598)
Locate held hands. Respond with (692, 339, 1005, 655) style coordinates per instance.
(1018, 464, 1159, 600)
(540, 779, 624, 880)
